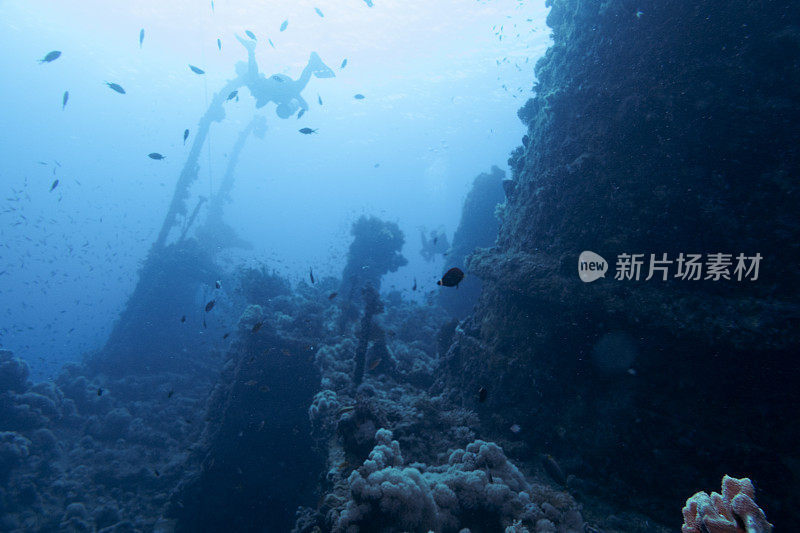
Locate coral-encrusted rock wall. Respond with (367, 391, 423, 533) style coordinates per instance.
(449, 0, 800, 527)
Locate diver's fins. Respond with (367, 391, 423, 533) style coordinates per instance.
(309, 52, 335, 78)
(235, 33, 256, 52)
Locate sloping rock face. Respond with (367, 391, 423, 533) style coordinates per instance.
(448, 0, 800, 526)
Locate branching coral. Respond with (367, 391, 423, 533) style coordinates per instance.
(682, 475, 773, 533)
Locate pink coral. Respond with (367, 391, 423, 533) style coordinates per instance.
(681, 475, 773, 533)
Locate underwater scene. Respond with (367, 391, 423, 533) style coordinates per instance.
(0, 0, 798, 531)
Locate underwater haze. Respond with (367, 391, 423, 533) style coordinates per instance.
(0, 0, 548, 378)
(1, 0, 798, 532)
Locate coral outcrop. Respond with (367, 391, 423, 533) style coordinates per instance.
(682, 475, 773, 533)
(439, 166, 506, 319)
(446, 0, 800, 527)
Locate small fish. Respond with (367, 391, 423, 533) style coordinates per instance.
(251, 321, 263, 333)
(412, 278, 417, 291)
(299, 128, 317, 135)
(39, 51, 61, 63)
(203, 318, 207, 329)
(318, 94, 323, 105)
(62, 91, 69, 110)
(189, 65, 205, 75)
(148, 153, 165, 160)
(271, 75, 285, 83)
(297, 108, 305, 119)
(205, 299, 216, 312)
(106, 82, 126, 94)
(217, 38, 222, 50)
(245, 30, 256, 40)
(268, 39, 275, 48)
(363, 0, 373, 6)
(542, 454, 567, 485)
(374, 163, 380, 168)
(223, 332, 230, 339)
(635, 10, 644, 18)
(215, 280, 221, 289)
(280, 20, 288, 32)
(309, 268, 315, 284)
(50, 179, 59, 192)
(259, 385, 270, 393)
(338, 405, 355, 415)
(328, 292, 338, 300)
(487, 468, 494, 483)
(154, 469, 160, 477)
(97, 387, 103, 396)
(368, 358, 381, 371)
(227, 90, 238, 101)
(315, 7, 324, 17)
(210, 0, 214, 11)
(245, 380, 257, 386)
(510, 423, 521, 434)
(180, 315, 186, 323)
(168, 390, 174, 398)
(437, 267, 464, 288)
(354, 93, 365, 100)
(340, 58, 347, 69)
(183, 129, 189, 144)
(478, 386, 487, 403)
(139, 28, 145, 48)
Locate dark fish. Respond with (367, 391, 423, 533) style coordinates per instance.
(139, 28, 145, 48)
(328, 292, 338, 300)
(542, 454, 567, 485)
(62, 91, 69, 110)
(433, 236, 438, 245)
(223, 332, 230, 339)
(297, 108, 305, 119)
(205, 300, 215, 312)
(478, 386, 487, 402)
(374, 163, 380, 168)
(215, 280, 221, 289)
(280, 20, 288, 31)
(168, 390, 174, 398)
(309, 268, 315, 284)
(106, 82, 126, 94)
(217, 38, 222, 50)
(180, 315, 186, 323)
(154, 469, 160, 477)
(340, 58, 347, 69)
(50, 179, 59, 192)
(271, 75, 284, 82)
(486, 467, 494, 483)
(251, 321, 263, 333)
(437, 267, 464, 288)
(97, 387, 104, 396)
(203, 318, 207, 329)
(299, 128, 317, 134)
(245, 30, 256, 40)
(148, 153, 165, 160)
(39, 51, 61, 63)
(315, 7, 324, 17)
(412, 278, 417, 291)
(189, 65, 205, 75)
(183, 129, 189, 144)
(318, 94, 323, 105)
(268, 39, 275, 48)
(354, 93, 365, 100)
(368, 358, 381, 371)
(227, 90, 238, 101)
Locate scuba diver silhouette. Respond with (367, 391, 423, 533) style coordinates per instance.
(235, 34, 335, 118)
